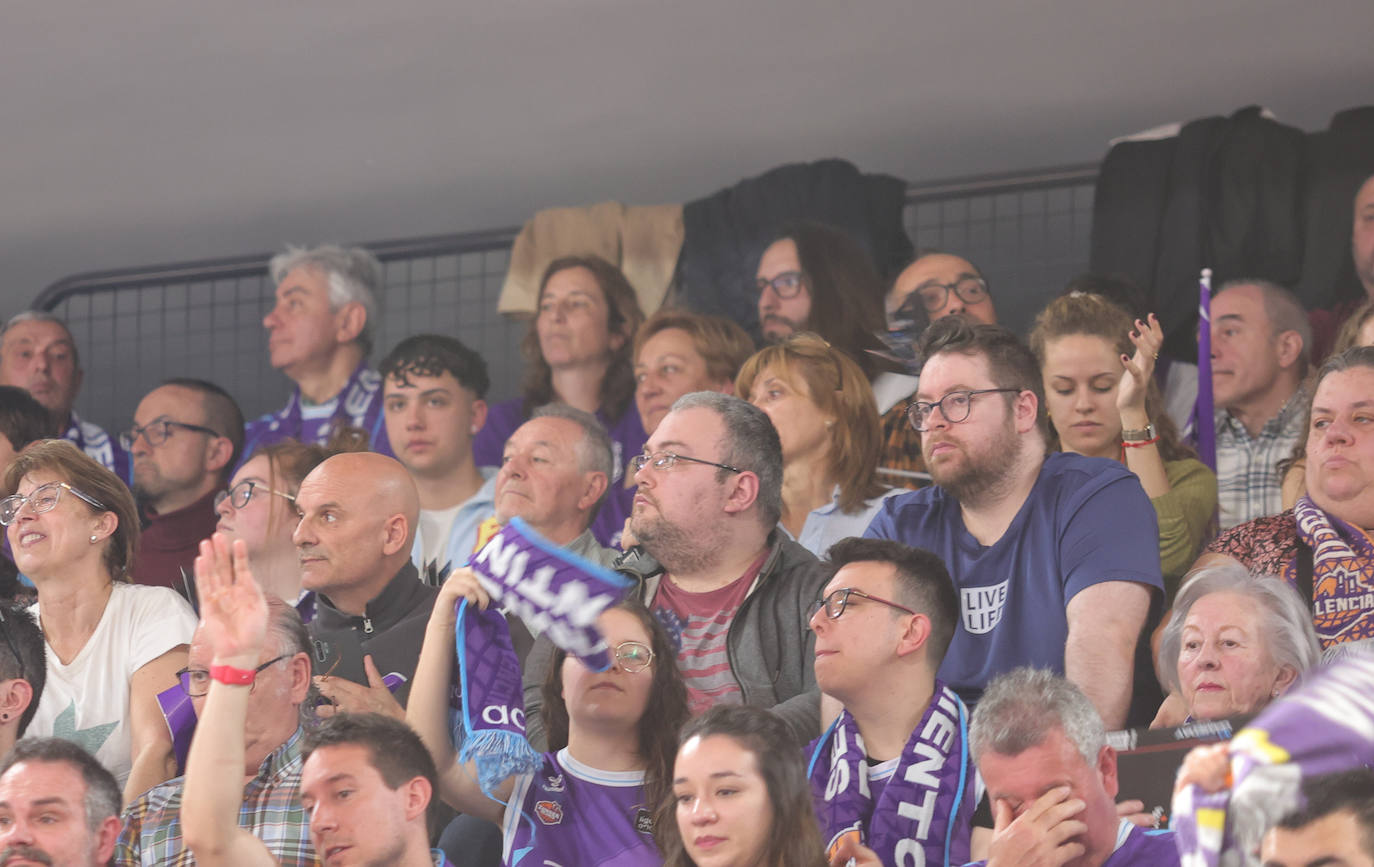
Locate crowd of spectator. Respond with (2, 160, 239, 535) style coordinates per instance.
(0, 170, 1371, 867)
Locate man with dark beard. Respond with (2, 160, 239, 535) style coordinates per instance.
(523, 391, 829, 748)
(865, 317, 1161, 728)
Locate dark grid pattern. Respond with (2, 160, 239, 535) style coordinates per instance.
(904, 174, 1097, 337)
(39, 166, 1097, 435)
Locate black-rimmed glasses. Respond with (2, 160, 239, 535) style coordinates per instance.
(906, 389, 1021, 432)
(630, 451, 743, 475)
(913, 277, 989, 313)
(811, 587, 918, 621)
(123, 419, 221, 449)
(612, 641, 654, 673)
(176, 655, 288, 697)
(0, 481, 107, 526)
(214, 480, 297, 512)
(754, 270, 807, 299)
(0, 608, 25, 682)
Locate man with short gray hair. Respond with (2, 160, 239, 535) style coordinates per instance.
(118, 594, 317, 866)
(1210, 279, 1310, 528)
(0, 310, 130, 482)
(967, 668, 1179, 867)
(527, 391, 826, 747)
(243, 244, 393, 461)
(0, 737, 124, 867)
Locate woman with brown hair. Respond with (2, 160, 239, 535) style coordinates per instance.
(660, 704, 880, 867)
(1029, 293, 1216, 597)
(3, 439, 195, 801)
(408, 570, 689, 866)
(736, 333, 895, 557)
(472, 255, 647, 547)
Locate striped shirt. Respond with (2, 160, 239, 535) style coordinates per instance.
(1214, 387, 1307, 531)
(117, 728, 315, 867)
(652, 551, 767, 715)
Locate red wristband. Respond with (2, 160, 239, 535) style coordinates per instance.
(1122, 435, 1161, 449)
(210, 664, 257, 686)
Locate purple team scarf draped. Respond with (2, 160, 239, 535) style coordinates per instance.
(1291, 495, 1374, 648)
(1172, 655, 1374, 867)
(453, 598, 540, 797)
(806, 683, 974, 867)
(1195, 268, 1217, 471)
(469, 517, 632, 671)
(157, 685, 197, 772)
(239, 361, 389, 462)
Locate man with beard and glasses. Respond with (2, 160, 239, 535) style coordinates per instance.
(523, 391, 829, 748)
(0, 738, 123, 867)
(865, 317, 1162, 728)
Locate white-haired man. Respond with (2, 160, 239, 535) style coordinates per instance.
(243, 244, 393, 459)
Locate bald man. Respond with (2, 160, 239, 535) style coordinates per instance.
(294, 452, 435, 709)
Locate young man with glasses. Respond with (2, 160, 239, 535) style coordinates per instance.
(805, 537, 982, 867)
(865, 316, 1162, 729)
(525, 391, 829, 749)
(127, 378, 244, 596)
(118, 587, 315, 866)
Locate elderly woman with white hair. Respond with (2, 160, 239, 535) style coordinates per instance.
(1153, 561, 1321, 726)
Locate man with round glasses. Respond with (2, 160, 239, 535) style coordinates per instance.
(887, 253, 998, 328)
(127, 378, 244, 597)
(119, 586, 317, 866)
(865, 316, 1162, 729)
(805, 537, 982, 866)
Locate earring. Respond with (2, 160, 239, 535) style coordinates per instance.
(0, 713, 9, 722)
(90, 534, 99, 543)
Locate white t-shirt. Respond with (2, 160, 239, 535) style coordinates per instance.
(419, 503, 465, 570)
(26, 583, 197, 787)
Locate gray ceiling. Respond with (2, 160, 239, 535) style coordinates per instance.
(3, 0, 1371, 312)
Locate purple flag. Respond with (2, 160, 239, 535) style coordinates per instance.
(469, 517, 632, 672)
(157, 684, 197, 774)
(1195, 268, 1217, 471)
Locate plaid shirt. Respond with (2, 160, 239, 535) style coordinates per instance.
(1214, 386, 1307, 531)
(117, 728, 316, 866)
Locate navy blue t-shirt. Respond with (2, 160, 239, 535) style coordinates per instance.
(865, 452, 1163, 705)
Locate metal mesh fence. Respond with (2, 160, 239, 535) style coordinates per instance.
(39, 166, 1097, 434)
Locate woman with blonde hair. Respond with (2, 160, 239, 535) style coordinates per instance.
(736, 333, 895, 557)
(1029, 293, 1216, 597)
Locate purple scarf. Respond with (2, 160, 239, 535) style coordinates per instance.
(240, 360, 390, 461)
(454, 599, 540, 796)
(1194, 268, 1216, 470)
(806, 683, 974, 867)
(1172, 655, 1374, 866)
(469, 517, 631, 671)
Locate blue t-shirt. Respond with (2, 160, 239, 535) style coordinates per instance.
(865, 452, 1162, 705)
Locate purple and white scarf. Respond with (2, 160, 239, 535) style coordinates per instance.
(1172, 655, 1374, 867)
(240, 360, 390, 461)
(807, 683, 974, 867)
(468, 517, 631, 672)
(454, 599, 540, 796)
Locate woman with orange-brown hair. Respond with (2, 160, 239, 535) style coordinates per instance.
(736, 333, 896, 557)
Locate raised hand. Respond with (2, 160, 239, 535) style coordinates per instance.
(986, 787, 1088, 867)
(1117, 313, 1165, 417)
(1174, 743, 1231, 794)
(194, 532, 269, 663)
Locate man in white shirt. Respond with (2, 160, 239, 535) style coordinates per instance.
(380, 335, 495, 584)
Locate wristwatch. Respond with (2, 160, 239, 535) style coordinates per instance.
(1122, 422, 1156, 443)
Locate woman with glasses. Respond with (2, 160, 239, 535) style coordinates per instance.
(659, 703, 881, 867)
(735, 334, 897, 558)
(2, 439, 195, 801)
(408, 570, 689, 866)
(472, 256, 647, 549)
(1029, 293, 1216, 599)
(214, 439, 331, 613)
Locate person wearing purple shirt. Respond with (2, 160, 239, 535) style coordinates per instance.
(966, 668, 1178, 867)
(243, 244, 393, 461)
(864, 316, 1161, 729)
(471, 255, 645, 548)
